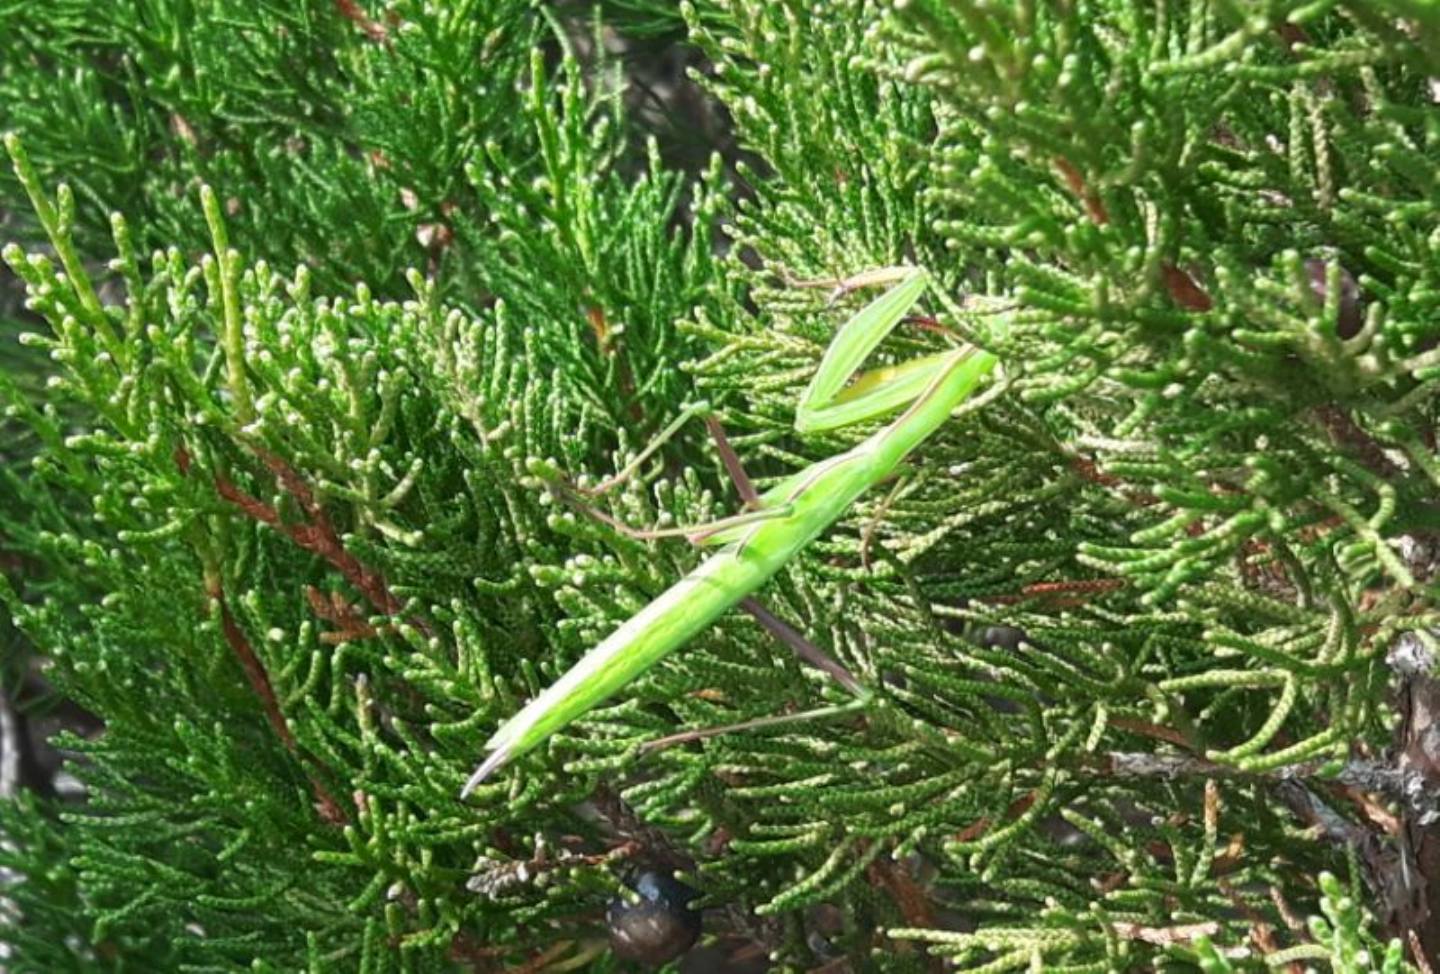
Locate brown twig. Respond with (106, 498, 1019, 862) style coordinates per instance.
(214, 445, 433, 639)
(1110, 920, 1219, 947)
(954, 790, 1038, 843)
(865, 850, 944, 974)
(1053, 157, 1110, 227)
(1089, 752, 1420, 797)
(1070, 455, 1163, 510)
(1329, 779, 1401, 835)
(976, 577, 1127, 608)
(589, 781, 693, 872)
(211, 578, 293, 750)
(1107, 716, 1195, 750)
(586, 305, 646, 426)
(1313, 404, 1404, 481)
(448, 931, 506, 972)
(1391, 636, 1440, 959)
(1217, 878, 1299, 973)
(468, 841, 640, 898)
(306, 585, 387, 644)
(1274, 776, 1399, 933)
(1410, 930, 1437, 974)
(334, 0, 391, 44)
(503, 941, 574, 974)
(1161, 264, 1214, 312)
(206, 574, 347, 824)
(177, 446, 347, 823)
(1268, 885, 1307, 936)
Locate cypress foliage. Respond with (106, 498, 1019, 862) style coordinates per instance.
(1, 1, 1437, 970)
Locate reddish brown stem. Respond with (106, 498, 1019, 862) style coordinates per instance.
(213, 446, 432, 640)
(1053, 157, 1110, 226)
(1107, 715, 1195, 750)
(212, 582, 293, 750)
(977, 577, 1127, 607)
(335, 0, 390, 44)
(1161, 264, 1214, 312)
(953, 790, 1038, 843)
(207, 575, 347, 824)
(306, 585, 386, 644)
(865, 851, 942, 973)
(1313, 404, 1404, 481)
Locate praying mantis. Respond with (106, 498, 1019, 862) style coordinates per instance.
(462, 268, 1004, 797)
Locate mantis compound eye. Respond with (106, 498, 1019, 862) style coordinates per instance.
(607, 871, 702, 966)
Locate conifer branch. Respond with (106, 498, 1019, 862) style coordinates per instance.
(2, 0, 1436, 969)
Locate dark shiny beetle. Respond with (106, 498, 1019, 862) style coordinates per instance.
(607, 871, 702, 966)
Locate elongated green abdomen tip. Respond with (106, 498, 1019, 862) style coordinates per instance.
(460, 745, 512, 798)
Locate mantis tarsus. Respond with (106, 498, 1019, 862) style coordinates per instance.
(462, 268, 1002, 796)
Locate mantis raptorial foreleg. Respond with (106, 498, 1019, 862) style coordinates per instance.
(462, 267, 1001, 797)
(567, 403, 754, 510)
(557, 491, 793, 545)
(667, 416, 867, 697)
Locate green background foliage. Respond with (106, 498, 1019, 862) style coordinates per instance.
(1, 0, 1436, 970)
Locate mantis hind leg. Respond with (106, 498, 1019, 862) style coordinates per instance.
(858, 473, 912, 571)
(739, 597, 864, 697)
(638, 696, 871, 757)
(620, 589, 874, 760)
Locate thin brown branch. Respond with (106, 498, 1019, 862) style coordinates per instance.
(306, 585, 386, 644)
(252, 447, 405, 613)
(1110, 920, 1218, 947)
(1053, 157, 1109, 226)
(214, 446, 433, 638)
(1217, 879, 1299, 974)
(334, 0, 391, 44)
(206, 575, 347, 825)
(1313, 404, 1404, 481)
(1161, 264, 1214, 312)
(977, 577, 1127, 607)
(503, 941, 573, 974)
(1070, 455, 1162, 510)
(1410, 930, 1437, 974)
(1269, 885, 1307, 937)
(212, 579, 293, 750)
(865, 851, 943, 974)
(1089, 752, 1422, 800)
(954, 790, 1038, 843)
(1392, 640, 1440, 958)
(588, 782, 693, 871)
(1106, 717, 1195, 750)
(585, 305, 644, 425)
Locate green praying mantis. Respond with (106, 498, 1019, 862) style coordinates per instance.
(462, 267, 1004, 797)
